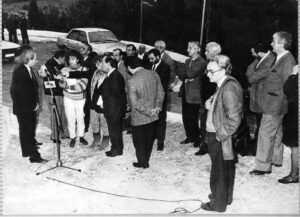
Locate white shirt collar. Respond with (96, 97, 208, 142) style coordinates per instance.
(138, 53, 145, 59)
(107, 68, 115, 77)
(24, 64, 32, 78)
(153, 60, 161, 70)
(276, 50, 289, 63)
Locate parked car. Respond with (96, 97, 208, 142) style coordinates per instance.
(57, 28, 127, 55)
(2, 41, 20, 61)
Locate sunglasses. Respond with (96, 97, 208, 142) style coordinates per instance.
(205, 68, 222, 75)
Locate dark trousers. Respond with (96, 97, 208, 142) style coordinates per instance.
(206, 132, 235, 212)
(16, 111, 40, 158)
(199, 110, 208, 151)
(182, 93, 200, 142)
(132, 121, 157, 165)
(21, 29, 29, 44)
(106, 117, 123, 154)
(156, 98, 167, 145)
(9, 29, 18, 43)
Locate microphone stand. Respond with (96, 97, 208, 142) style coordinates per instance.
(36, 71, 81, 175)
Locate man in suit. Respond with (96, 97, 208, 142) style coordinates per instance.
(245, 42, 276, 155)
(100, 54, 126, 157)
(154, 40, 177, 78)
(195, 42, 220, 156)
(148, 48, 170, 151)
(178, 41, 206, 148)
(201, 55, 243, 212)
(127, 57, 164, 168)
(10, 49, 47, 163)
(137, 44, 151, 69)
(250, 31, 296, 175)
(113, 48, 132, 134)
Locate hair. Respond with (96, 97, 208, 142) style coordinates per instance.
(16, 45, 35, 64)
(211, 54, 232, 75)
(113, 48, 123, 56)
(275, 31, 292, 50)
(127, 56, 142, 69)
(104, 54, 118, 68)
(54, 50, 67, 59)
(126, 44, 137, 52)
(66, 49, 82, 65)
(206, 42, 222, 54)
(253, 42, 270, 53)
(188, 41, 201, 54)
(147, 48, 161, 58)
(82, 42, 93, 53)
(154, 40, 166, 49)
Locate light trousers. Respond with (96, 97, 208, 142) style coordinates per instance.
(64, 97, 85, 139)
(255, 113, 284, 171)
(90, 109, 108, 136)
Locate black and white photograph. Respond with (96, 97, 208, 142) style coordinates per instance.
(1, 0, 299, 215)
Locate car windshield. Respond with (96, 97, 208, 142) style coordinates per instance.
(89, 31, 119, 43)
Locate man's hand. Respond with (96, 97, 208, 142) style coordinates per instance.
(37, 65, 47, 77)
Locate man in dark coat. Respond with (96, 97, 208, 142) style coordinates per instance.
(100, 54, 126, 157)
(10, 48, 47, 163)
(148, 48, 170, 151)
(178, 41, 206, 148)
(19, 14, 29, 44)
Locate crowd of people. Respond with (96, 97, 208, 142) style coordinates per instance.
(9, 30, 298, 213)
(3, 12, 29, 45)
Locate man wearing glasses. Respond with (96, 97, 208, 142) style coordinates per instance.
(201, 55, 243, 212)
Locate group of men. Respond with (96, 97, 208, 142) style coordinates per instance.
(3, 12, 29, 45)
(10, 30, 296, 213)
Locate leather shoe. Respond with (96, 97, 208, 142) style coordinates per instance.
(249, 170, 271, 175)
(180, 138, 192, 144)
(133, 162, 149, 169)
(195, 149, 208, 156)
(278, 175, 299, 184)
(29, 157, 48, 163)
(193, 141, 200, 148)
(201, 202, 215, 212)
(105, 151, 122, 157)
(271, 163, 282, 167)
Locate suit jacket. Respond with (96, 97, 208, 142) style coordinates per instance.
(178, 55, 206, 104)
(212, 76, 243, 160)
(100, 69, 126, 121)
(246, 52, 276, 113)
(161, 51, 177, 76)
(260, 52, 296, 115)
(10, 64, 38, 114)
(139, 52, 151, 69)
(154, 61, 171, 92)
(128, 68, 165, 126)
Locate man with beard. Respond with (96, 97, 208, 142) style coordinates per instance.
(147, 48, 170, 151)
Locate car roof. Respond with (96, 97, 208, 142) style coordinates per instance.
(71, 28, 110, 32)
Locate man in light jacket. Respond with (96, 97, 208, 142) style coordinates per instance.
(201, 55, 243, 212)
